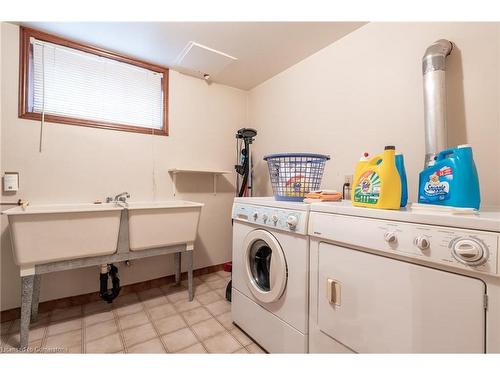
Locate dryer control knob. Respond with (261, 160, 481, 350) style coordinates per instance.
(451, 237, 488, 266)
(271, 214, 279, 224)
(384, 231, 397, 244)
(414, 236, 430, 250)
(252, 212, 259, 220)
(262, 213, 269, 222)
(286, 215, 298, 230)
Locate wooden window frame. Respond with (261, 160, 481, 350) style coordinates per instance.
(18, 26, 169, 136)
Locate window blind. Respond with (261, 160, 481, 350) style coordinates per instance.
(31, 38, 164, 130)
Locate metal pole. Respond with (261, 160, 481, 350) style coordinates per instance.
(248, 145, 253, 197)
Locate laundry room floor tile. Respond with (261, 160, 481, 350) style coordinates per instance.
(161, 327, 198, 352)
(142, 295, 170, 309)
(84, 309, 115, 327)
(118, 310, 149, 330)
(85, 319, 118, 342)
(115, 301, 144, 317)
(245, 343, 266, 354)
(182, 307, 212, 325)
(86, 333, 123, 353)
(190, 318, 225, 341)
(215, 311, 234, 330)
(205, 300, 231, 316)
(199, 273, 222, 283)
(193, 283, 212, 295)
(155, 314, 187, 335)
(233, 348, 249, 354)
(45, 329, 82, 351)
(196, 291, 222, 305)
(1, 327, 46, 350)
(127, 338, 166, 354)
(139, 288, 170, 308)
(214, 287, 227, 298)
(207, 278, 229, 290)
(230, 327, 253, 346)
(176, 342, 207, 353)
(148, 303, 177, 320)
(1, 271, 261, 354)
(122, 322, 157, 348)
(173, 298, 201, 313)
(203, 331, 242, 353)
(47, 318, 82, 336)
(165, 288, 190, 303)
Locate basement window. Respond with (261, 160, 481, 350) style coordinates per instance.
(19, 27, 169, 136)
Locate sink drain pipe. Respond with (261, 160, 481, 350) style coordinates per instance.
(99, 264, 121, 303)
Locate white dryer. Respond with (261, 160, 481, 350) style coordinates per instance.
(308, 201, 500, 353)
(231, 197, 310, 353)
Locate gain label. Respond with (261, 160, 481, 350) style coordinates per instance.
(354, 170, 381, 204)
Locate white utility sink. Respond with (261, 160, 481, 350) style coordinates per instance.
(3, 200, 204, 268)
(3, 203, 123, 268)
(127, 201, 203, 251)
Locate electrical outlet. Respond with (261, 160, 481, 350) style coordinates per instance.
(344, 175, 353, 185)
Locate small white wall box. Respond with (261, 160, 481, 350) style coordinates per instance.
(3, 172, 19, 192)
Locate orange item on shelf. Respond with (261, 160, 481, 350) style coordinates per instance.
(304, 190, 342, 202)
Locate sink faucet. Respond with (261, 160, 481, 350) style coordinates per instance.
(106, 192, 130, 204)
(114, 192, 130, 202)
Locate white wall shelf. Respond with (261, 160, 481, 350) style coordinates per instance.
(168, 168, 232, 196)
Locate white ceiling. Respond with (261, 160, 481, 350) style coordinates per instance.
(20, 22, 366, 90)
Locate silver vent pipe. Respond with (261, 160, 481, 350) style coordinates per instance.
(422, 39, 453, 167)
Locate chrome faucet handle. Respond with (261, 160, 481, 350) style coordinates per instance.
(105, 197, 114, 203)
(114, 192, 130, 201)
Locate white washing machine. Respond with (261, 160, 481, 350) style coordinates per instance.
(308, 201, 500, 353)
(231, 197, 310, 353)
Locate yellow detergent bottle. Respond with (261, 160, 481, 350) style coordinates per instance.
(352, 146, 402, 210)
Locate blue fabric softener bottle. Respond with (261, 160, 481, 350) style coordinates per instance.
(395, 153, 408, 208)
(418, 144, 480, 209)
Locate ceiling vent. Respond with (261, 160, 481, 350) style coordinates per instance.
(174, 41, 237, 80)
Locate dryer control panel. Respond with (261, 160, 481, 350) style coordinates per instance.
(309, 212, 499, 276)
(232, 203, 307, 234)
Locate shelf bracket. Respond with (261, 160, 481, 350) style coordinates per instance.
(172, 173, 177, 197)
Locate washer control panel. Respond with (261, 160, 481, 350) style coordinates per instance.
(309, 212, 499, 276)
(232, 203, 307, 234)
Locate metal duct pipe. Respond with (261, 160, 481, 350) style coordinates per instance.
(422, 39, 453, 166)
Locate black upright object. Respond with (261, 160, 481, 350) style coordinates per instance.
(225, 280, 232, 302)
(235, 128, 257, 197)
(227, 128, 258, 302)
(100, 264, 121, 303)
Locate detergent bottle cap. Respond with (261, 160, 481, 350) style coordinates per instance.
(359, 152, 369, 161)
(384, 145, 395, 150)
(457, 144, 471, 149)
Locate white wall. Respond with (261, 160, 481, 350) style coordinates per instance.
(0, 22, 248, 311)
(249, 22, 500, 207)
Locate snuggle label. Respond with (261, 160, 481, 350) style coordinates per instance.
(421, 166, 453, 202)
(354, 170, 380, 204)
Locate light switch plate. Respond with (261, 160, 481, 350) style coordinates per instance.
(3, 172, 19, 192)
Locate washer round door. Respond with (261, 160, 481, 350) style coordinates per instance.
(243, 229, 287, 303)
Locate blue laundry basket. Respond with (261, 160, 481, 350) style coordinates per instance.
(263, 153, 331, 202)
